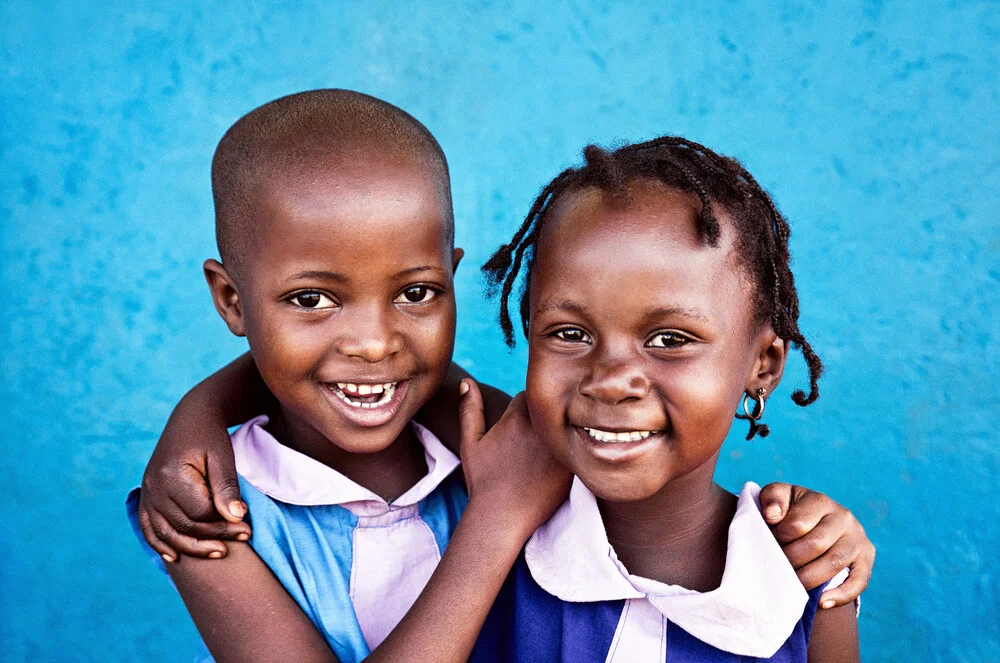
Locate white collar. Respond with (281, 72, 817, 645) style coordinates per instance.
(525, 477, 808, 657)
(231, 415, 460, 514)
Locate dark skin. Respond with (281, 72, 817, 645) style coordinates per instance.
(524, 181, 859, 660)
(156, 149, 572, 662)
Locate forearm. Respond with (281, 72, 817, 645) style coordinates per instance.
(168, 353, 275, 432)
(367, 497, 530, 663)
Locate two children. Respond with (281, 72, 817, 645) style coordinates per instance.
(129, 90, 870, 661)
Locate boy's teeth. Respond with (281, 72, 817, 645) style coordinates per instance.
(583, 427, 654, 443)
(330, 381, 398, 407)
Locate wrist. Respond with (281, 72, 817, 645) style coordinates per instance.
(464, 492, 540, 545)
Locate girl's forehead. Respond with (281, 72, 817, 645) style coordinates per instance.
(537, 182, 717, 262)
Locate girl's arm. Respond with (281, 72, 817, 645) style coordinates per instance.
(807, 601, 860, 662)
(137, 354, 506, 560)
(759, 484, 876, 609)
(164, 381, 571, 663)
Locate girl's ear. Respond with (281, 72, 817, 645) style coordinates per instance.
(203, 259, 246, 337)
(747, 327, 789, 396)
(452, 247, 465, 274)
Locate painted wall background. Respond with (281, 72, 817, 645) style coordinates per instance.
(2, 1, 997, 660)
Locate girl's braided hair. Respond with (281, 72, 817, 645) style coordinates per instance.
(482, 136, 823, 439)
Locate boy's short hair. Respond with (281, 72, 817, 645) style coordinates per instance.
(211, 89, 453, 283)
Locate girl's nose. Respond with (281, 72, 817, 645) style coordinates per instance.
(578, 355, 649, 405)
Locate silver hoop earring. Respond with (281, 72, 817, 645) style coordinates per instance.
(742, 387, 766, 421)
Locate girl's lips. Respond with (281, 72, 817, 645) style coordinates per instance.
(322, 379, 410, 428)
(574, 425, 665, 464)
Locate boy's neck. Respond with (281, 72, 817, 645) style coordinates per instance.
(267, 406, 428, 503)
(597, 460, 737, 593)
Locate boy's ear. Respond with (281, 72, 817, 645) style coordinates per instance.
(203, 259, 246, 337)
(452, 247, 464, 274)
(747, 327, 788, 397)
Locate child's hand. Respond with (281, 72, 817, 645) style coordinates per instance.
(136, 419, 251, 563)
(760, 483, 875, 609)
(457, 380, 572, 538)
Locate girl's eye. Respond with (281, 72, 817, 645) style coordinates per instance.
(290, 292, 337, 309)
(554, 328, 592, 344)
(646, 332, 691, 348)
(394, 286, 437, 304)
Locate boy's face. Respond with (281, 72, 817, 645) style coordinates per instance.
(525, 181, 783, 503)
(219, 155, 458, 456)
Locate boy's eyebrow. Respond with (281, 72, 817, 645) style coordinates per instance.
(285, 266, 447, 282)
(286, 270, 348, 282)
(394, 265, 448, 278)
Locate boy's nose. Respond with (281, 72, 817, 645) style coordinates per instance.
(334, 309, 404, 363)
(578, 357, 649, 405)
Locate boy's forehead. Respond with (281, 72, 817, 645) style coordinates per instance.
(255, 154, 453, 240)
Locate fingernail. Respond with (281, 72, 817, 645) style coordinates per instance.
(229, 501, 245, 519)
(208, 551, 223, 559)
(821, 599, 835, 609)
(459, 380, 469, 396)
(765, 505, 782, 521)
(237, 532, 250, 541)
(161, 554, 175, 563)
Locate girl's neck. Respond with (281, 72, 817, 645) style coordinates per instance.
(267, 405, 428, 503)
(597, 459, 737, 592)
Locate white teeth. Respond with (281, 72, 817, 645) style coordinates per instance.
(583, 427, 656, 443)
(329, 382, 398, 408)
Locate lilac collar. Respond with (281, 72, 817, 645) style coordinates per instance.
(231, 415, 460, 515)
(524, 478, 809, 657)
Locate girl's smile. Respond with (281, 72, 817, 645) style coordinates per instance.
(525, 180, 782, 504)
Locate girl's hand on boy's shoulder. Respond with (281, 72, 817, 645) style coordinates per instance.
(759, 483, 875, 609)
(457, 380, 573, 540)
(137, 418, 251, 563)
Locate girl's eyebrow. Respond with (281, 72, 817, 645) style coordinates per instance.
(646, 306, 709, 322)
(534, 299, 588, 316)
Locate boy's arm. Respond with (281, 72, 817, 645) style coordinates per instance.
(166, 382, 569, 663)
(140, 355, 507, 560)
(138, 353, 272, 561)
(166, 543, 339, 663)
(759, 484, 876, 608)
(807, 601, 860, 662)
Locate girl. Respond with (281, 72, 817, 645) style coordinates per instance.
(470, 138, 861, 661)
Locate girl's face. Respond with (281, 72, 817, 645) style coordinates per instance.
(525, 180, 784, 503)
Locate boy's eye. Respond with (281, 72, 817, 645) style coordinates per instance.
(395, 286, 437, 304)
(290, 292, 337, 309)
(553, 328, 592, 344)
(646, 332, 690, 348)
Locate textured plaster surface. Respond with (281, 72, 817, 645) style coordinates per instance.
(2, 1, 998, 660)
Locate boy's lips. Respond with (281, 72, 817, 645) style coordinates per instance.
(574, 425, 665, 464)
(322, 379, 410, 428)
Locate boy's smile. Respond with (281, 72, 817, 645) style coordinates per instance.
(525, 180, 783, 504)
(206, 151, 459, 477)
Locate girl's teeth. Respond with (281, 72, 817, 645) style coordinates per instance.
(583, 427, 655, 443)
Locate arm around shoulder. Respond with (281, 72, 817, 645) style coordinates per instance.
(807, 600, 859, 663)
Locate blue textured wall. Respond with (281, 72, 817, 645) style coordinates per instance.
(2, 1, 997, 660)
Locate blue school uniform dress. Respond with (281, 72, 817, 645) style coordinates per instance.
(472, 478, 846, 663)
(126, 415, 467, 663)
